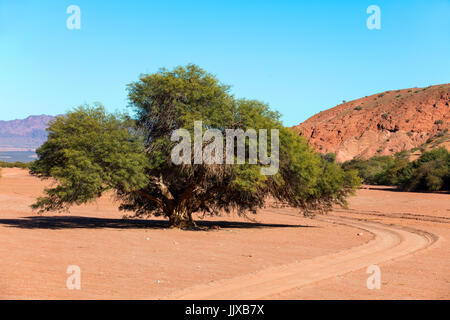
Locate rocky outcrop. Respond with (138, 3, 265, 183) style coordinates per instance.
(294, 84, 450, 162)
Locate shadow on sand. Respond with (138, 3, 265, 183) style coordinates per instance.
(361, 185, 450, 194)
(0, 216, 316, 230)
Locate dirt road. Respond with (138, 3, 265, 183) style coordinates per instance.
(0, 169, 448, 299)
(167, 215, 438, 299)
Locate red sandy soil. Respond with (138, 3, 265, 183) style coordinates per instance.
(0, 168, 448, 299)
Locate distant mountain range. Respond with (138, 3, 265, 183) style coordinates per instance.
(294, 84, 450, 162)
(0, 115, 55, 152)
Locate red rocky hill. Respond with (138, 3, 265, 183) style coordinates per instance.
(294, 84, 450, 162)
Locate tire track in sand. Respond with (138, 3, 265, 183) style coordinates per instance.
(166, 215, 437, 299)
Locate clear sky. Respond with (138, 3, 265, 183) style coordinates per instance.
(0, 0, 449, 126)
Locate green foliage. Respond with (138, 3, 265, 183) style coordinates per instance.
(434, 119, 444, 125)
(321, 153, 336, 163)
(342, 147, 449, 192)
(375, 158, 409, 186)
(31, 65, 360, 228)
(342, 156, 395, 185)
(398, 147, 450, 191)
(30, 105, 150, 212)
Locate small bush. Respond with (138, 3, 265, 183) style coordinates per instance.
(398, 148, 450, 191)
(321, 153, 336, 163)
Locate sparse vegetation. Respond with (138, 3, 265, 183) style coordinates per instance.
(434, 119, 444, 125)
(398, 148, 450, 192)
(341, 156, 399, 185)
(0, 161, 32, 169)
(354, 106, 362, 111)
(342, 147, 450, 192)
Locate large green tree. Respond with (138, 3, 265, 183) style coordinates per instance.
(31, 65, 360, 228)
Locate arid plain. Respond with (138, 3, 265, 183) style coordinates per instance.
(0, 168, 448, 299)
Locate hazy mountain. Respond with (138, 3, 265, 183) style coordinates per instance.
(0, 115, 55, 152)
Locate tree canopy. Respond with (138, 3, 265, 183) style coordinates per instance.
(31, 64, 360, 228)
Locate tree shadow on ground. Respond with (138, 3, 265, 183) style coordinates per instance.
(0, 216, 317, 230)
(362, 186, 450, 194)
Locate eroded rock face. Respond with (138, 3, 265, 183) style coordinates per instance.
(293, 84, 450, 162)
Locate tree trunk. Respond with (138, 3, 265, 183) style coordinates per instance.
(168, 207, 197, 229)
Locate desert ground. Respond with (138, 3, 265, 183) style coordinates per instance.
(0, 168, 448, 299)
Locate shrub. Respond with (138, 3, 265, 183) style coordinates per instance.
(398, 147, 450, 191)
(341, 156, 395, 185)
(321, 153, 336, 163)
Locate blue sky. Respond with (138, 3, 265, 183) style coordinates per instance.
(0, 0, 449, 126)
